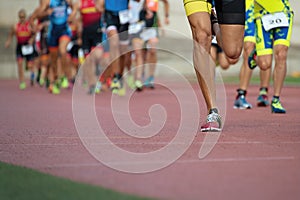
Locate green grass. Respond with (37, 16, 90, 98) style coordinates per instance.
(0, 161, 152, 200)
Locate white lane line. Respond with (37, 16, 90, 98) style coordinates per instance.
(42, 156, 296, 168)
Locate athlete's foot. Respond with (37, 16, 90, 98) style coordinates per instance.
(19, 82, 26, 90)
(135, 80, 143, 92)
(200, 108, 222, 132)
(271, 98, 286, 114)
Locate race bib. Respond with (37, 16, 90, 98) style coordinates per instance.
(119, 10, 130, 25)
(261, 12, 289, 31)
(67, 41, 74, 51)
(21, 45, 34, 56)
(140, 28, 157, 41)
(128, 21, 145, 34)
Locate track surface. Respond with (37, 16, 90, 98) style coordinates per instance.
(1, 79, 300, 200)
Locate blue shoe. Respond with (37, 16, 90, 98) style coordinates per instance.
(248, 50, 257, 70)
(144, 76, 155, 89)
(234, 95, 252, 109)
(271, 98, 286, 113)
(257, 94, 269, 107)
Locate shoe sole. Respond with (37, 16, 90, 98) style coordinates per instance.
(201, 127, 222, 132)
(233, 106, 252, 109)
(257, 102, 269, 107)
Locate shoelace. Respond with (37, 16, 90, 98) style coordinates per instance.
(206, 112, 220, 123)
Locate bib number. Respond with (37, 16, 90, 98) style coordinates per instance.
(261, 12, 289, 31)
(119, 10, 130, 25)
(128, 21, 145, 34)
(21, 45, 34, 56)
(140, 28, 157, 41)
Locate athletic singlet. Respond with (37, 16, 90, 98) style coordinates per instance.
(146, 0, 159, 12)
(49, 0, 69, 25)
(254, 0, 292, 18)
(105, 0, 128, 12)
(80, 0, 101, 27)
(16, 21, 32, 44)
(129, 0, 144, 23)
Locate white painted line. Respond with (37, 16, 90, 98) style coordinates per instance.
(43, 156, 296, 168)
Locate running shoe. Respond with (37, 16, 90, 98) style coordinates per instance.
(144, 76, 155, 89)
(110, 78, 121, 94)
(233, 95, 252, 109)
(135, 80, 143, 91)
(95, 81, 102, 94)
(52, 84, 60, 94)
(61, 77, 69, 88)
(39, 78, 45, 87)
(19, 82, 26, 90)
(248, 50, 257, 70)
(257, 94, 269, 107)
(271, 98, 286, 113)
(200, 108, 222, 132)
(126, 74, 135, 90)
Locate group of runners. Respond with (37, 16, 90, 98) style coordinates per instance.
(184, 0, 293, 131)
(5, 0, 294, 132)
(5, 0, 170, 95)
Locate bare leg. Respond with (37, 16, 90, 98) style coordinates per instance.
(273, 45, 288, 96)
(188, 12, 216, 111)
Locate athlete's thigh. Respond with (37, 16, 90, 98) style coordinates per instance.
(255, 18, 273, 56)
(219, 24, 244, 59)
(214, 0, 245, 25)
(273, 13, 293, 48)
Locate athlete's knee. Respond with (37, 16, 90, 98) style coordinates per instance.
(226, 57, 238, 65)
(258, 59, 272, 71)
(224, 46, 242, 60)
(274, 48, 288, 62)
(192, 28, 211, 48)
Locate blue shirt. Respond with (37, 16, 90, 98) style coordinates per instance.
(105, 0, 128, 12)
(49, 0, 69, 25)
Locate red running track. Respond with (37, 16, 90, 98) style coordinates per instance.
(1, 79, 300, 200)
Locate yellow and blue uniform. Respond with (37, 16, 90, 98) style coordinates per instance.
(244, 0, 255, 43)
(183, 0, 245, 25)
(183, 0, 213, 16)
(254, 0, 293, 56)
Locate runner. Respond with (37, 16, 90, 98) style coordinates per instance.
(31, 0, 77, 94)
(5, 9, 37, 90)
(248, 0, 294, 113)
(103, 0, 130, 95)
(234, 0, 271, 109)
(75, 0, 103, 94)
(183, 0, 245, 132)
(141, 0, 170, 90)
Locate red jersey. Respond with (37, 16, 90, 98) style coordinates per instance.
(80, 0, 101, 27)
(16, 21, 32, 44)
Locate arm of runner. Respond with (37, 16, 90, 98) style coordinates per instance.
(4, 25, 16, 48)
(160, 0, 169, 25)
(30, 0, 50, 23)
(68, 0, 78, 23)
(95, 0, 104, 13)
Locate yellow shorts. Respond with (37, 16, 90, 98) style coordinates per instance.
(183, 0, 212, 16)
(255, 12, 293, 56)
